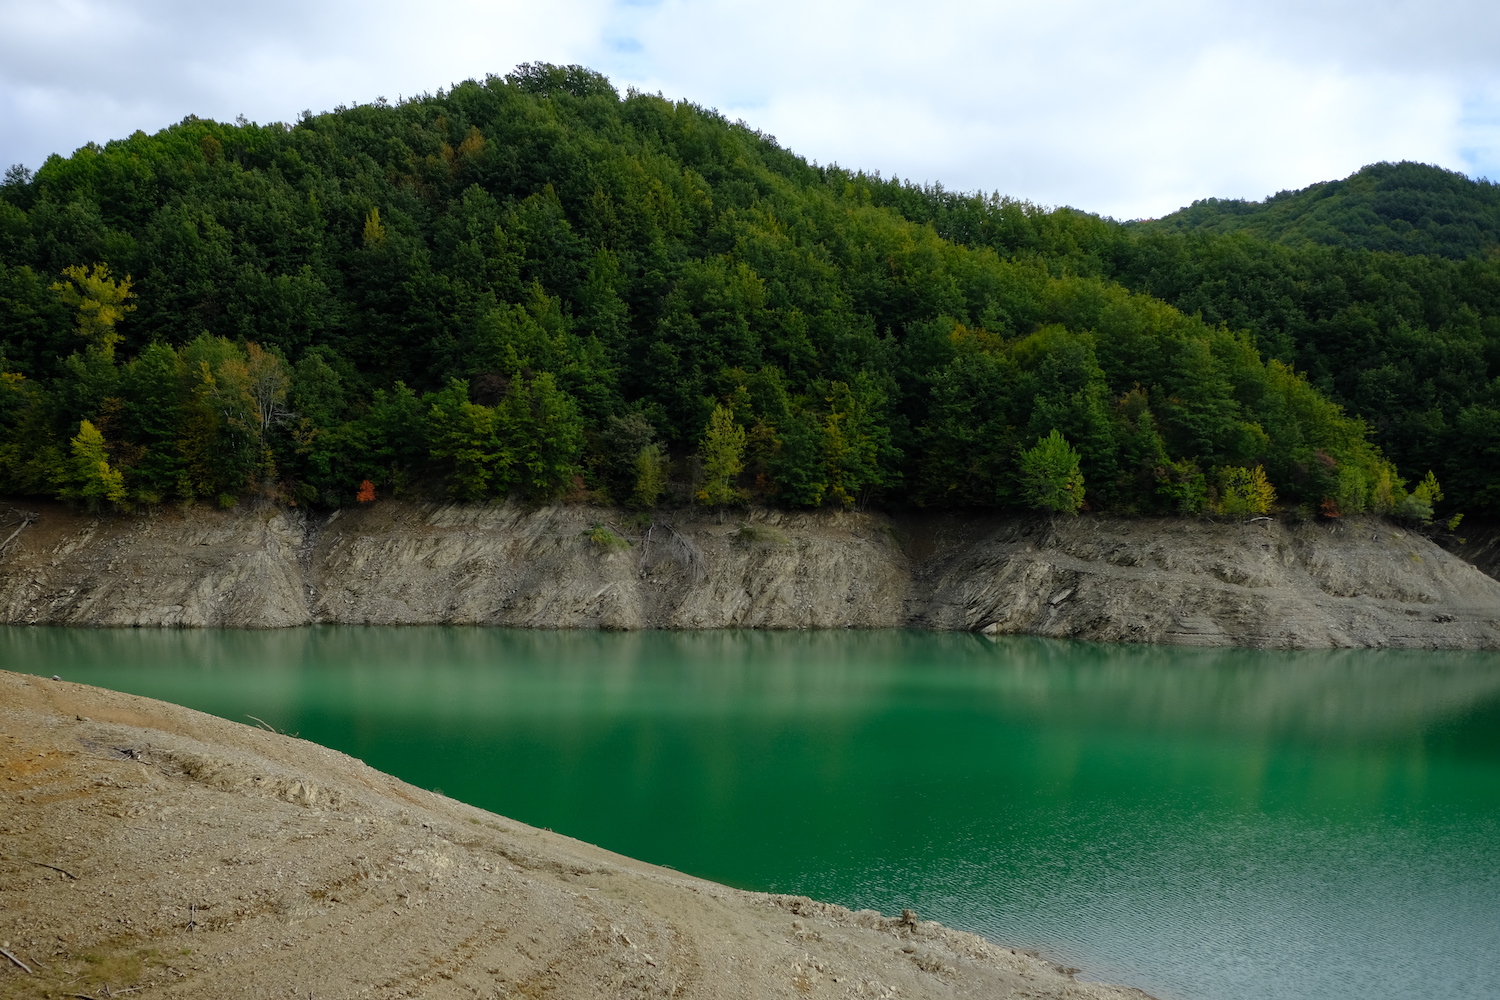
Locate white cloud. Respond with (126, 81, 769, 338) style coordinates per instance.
(595, 0, 1484, 216)
(0, 0, 609, 167)
(1, 0, 1496, 217)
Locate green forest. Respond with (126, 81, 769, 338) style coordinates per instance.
(1134, 160, 1500, 260)
(0, 64, 1487, 521)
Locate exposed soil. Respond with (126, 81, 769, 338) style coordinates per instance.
(2, 498, 1500, 648)
(0, 671, 1153, 1000)
(1433, 516, 1500, 582)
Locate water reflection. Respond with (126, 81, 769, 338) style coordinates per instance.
(15, 626, 1499, 731)
(4, 626, 1499, 1000)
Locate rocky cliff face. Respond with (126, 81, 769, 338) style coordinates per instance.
(2, 499, 1499, 649)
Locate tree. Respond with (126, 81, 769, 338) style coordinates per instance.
(363, 382, 428, 492)
(50, 264, 134, 358)
(1019, 430, 1085, 514)
(363, 207, 387, 246)
(631, 443, 668, 509)
(600, 412, 658, 503)
(1155, 458, 1208, 514)
(1392, 470, 1442, 524)
(1331, 463, 1369, 516)
(61, 420, 127, 509)
(0, 369, 66, 496)
(177, 336, 262, 500)
(245, 343, 290, 433)
(1214, 465, 1277, 516)
(119, 342, 186, 503)
(821, 378, 887, 509)
(697, 404, 746, 506)
(772, 409, 827, 507)
(427, 380, 504, 501)
(496, 372, 585, 500)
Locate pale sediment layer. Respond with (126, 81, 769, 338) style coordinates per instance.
(0, 670, 1151, 999)
(2, 499, 1500, 648)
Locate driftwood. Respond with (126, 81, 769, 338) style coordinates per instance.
(0, 508, 37, 557)
(28, 860, 77, 880)
(640, 521, 707, 582)
(246, 715, 279, 733)
(0, 856, 78, 880)
(0, 947, 31, 973)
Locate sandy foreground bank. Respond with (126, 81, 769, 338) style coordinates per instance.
(0, 671, 1151, 999)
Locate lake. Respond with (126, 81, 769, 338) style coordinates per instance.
(5, 626, 1498, 1000)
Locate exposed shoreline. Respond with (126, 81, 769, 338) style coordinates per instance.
(0, 669, 1155, 999)
(2, 498, 1500, 648)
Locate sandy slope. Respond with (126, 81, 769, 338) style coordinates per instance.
(0, 671, 1151, 1000)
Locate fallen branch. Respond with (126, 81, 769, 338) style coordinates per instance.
(0, 947, 32, 973)
(0, 510, 37, 556)
(638, 523, 653, 576)
(29, 860, 77, 880)
(244, 717, 298, 738)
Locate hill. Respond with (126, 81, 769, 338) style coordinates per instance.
(0, 66, 1431, 520)
(865, 176, 1500, 517)
(1131, 161, 1500, 260)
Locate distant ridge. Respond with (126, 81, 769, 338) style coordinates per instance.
(1133, 161, 1500, 260)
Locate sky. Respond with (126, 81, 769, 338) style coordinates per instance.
(1, 0, 1497, 220)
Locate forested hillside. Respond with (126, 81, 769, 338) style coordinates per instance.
(875, 168, 1500, 516)
(0, 65, 1445, 520)
(1134, 161, 1500, 260)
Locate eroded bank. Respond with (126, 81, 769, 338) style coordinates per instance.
(2, 500, 1499, 648)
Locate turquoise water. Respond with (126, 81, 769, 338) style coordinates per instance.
(5, 626, 1499, 1000)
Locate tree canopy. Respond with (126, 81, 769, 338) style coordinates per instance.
(0, 66, 1445, 518)
(1134, 161, 1500, 260)
(862, 165, 1500, 517)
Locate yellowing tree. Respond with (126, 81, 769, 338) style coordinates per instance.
(363, 207, 387, 246)
(696, 404, 746, 506)
(1215, 465, 1276, 516)
(63, 420, 127, 509)
(245, 343, 290, 432)
(631, 442, 669, 509)
(50, 264, 135, 358)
